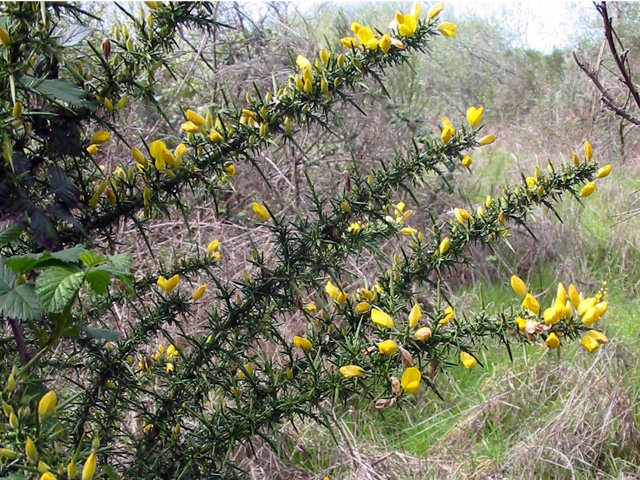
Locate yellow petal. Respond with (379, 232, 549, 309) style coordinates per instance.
(408, 303, 422, 327)
(479, 134, 496, 146)
(340, 365, 364, 378)
(437, 21, 457, 38)
(596, 165, 611, 178)
(378, 339, 398, 355)
(38, 391, 57, 416)
(379, 34, 391, 53)
(91, 131, 110, 145)
(427, 2, 444, 19)
(192, 284, 207, 301)
(401, 367, 421, 393)
(545, 332, 560, 349)
(371, 308, 394, 329)
(466, 106, 483, 127)
(252, 202, 270, 221)
(580, 181, 596, 197)
(522, 293, 540, 315)
(293, 335, 312, 351)
(581, 334, 599, 352)
(460, 351, 477, 369)
(584, 140, 593, 160)
(414, 327, 432, 341)
(510, 275, 527, 297)
(186, 109, 205, 126)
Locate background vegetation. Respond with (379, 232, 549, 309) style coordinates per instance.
(1, 1, 638, 479)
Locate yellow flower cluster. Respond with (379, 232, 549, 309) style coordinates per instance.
(511, 275, 609, 352)
(572, 141, 611, 197)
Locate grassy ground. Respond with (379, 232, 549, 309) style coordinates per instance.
(256, 148, 640, 479)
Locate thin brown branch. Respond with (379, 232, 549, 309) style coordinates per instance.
(596, 2, 640, 110)
(573, 51, 640, 127)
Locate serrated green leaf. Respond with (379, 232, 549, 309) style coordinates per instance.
(23, 77, 85, 106)
(85, 268, 111, 295)
(0, 224, 23, 245)
(35, 266, 84, 312)
(50, 245, 85, 263)
(4, 252, 52, 273)
(0, 284, 43, 320)
(0, 259, 17, 294)
(82, 327, 119, 342)
(109, 253, 132, 271)
(79, 250, 107, 267)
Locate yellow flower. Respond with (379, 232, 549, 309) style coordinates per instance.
(596, 165, 611, 178)
(439, 236, 450, 255)
(180, 121, 200, 134)
(437, 22, 457, 38)
(400, 227, 418, 236)
(378, 339, 398, 355)
(224, 163, 236, 178)
(510, 275, 527, 297)
(428, 2, 444, 19)
(186, 109, 205, 127)
(546, 332, 560, 349)
(192, 284, 207, 301)
(0, 26, 10, 45)
(585, 329, 608, 345)
(408, 303, 422, 327)
(398, 14, 418, 37)
(132, 147, 146, 166)
(340, 37, 362, 49)
(568, 284, 580, 308)
(209, 130, 223, 142)
(325, 280, 347, 306)
(174, 143, 187, 161)
(40, 473, 57, 480)
(438, 306, 454, 326)
(355, 302, 371, 314)
(580, 181, 596, 197)
(252, 202, 270, 221)
(414, 326, 432, 341)
(12, 101, 23, 118)
(582, 306, 599, 326)
(293, 335, 312, 351)
(91, 131, 110, 145)
(595, 301, 608, 317)
(67, 463, 77, 479)
(515, 317, 527, 331)
(25, 436, 36, 459)
(410, 3, 422, 18)
(461, 155, 472, 167)
(296, 54, 311, 71)
(86, 144, 98, 156)
(526, 177, 537, 190)
(441, 115, 454, 143)
(103, 97, 113, 112)
(581, 334, 599, 352)
(303, 303, 317, 314)
(38, 390, 57, 416)
(466, 106, 483, 127)
(371, 308, 394, 329)
(479, 134, 496, 146)
(401, 367, 421, 394)
(578, 297, 596, 316)
(379, 34, 391, 53)
(356, 26, 379, 50)
(460, 351, 477, 369)
(522, 293, 540, 315)
(584, 140, 593, 160)
(543, 306, 562, 325)
(340, 365, 364, 378)
(166, 344, 179, 358)
(149, 140, 175, 170)
(555, 282, 567, 307)
(82, 452, 96, 480)
(347, 221, 362, 234)
(319, 48, 331, 64)
(0, 448, 17, 459)
(207, 239, 220, 254)
(157, 274, 180, 293)
(454, 207, 471, 224)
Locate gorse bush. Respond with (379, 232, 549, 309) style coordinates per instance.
(0, 2, 613, 479)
